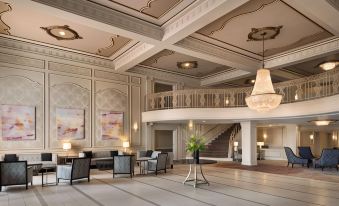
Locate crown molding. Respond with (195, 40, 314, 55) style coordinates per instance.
(31, 0, 163, 42)
(0, 36, 115, 68)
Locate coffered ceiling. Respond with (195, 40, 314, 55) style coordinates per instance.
(140, 49, 233, 78)
(90, 0, 196, 25)
(194, 0, 333, 59)
(0, 0, 136, 59)
(1, 0, 338, 87)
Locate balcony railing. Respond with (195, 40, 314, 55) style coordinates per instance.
(146, 69, 339, 111)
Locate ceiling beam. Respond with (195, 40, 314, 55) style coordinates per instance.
(284, 0, 339, 35)
(114, 0, 251, 72)
(265, 37, 339, 69)
(29, 0, 163, 44)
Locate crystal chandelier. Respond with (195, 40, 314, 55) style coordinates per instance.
(245, 27, 282, 112)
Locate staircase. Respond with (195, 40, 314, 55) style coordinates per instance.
(200, 123, 241, 158)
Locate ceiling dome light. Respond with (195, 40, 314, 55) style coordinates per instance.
(318, 61, 338, 71)
(310, 120, 336, 126)
(245, 27, 282, 112)
(177, 61, 198, 69)
(58, 31, 66, 36)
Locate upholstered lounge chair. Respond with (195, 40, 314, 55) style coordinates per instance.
(284, 147, 309, 168)
(147, 153, 168, 175)
(298, 146, 315, 164)
(113, 155, 134, 178)
(314, 149, 339, 171)
(57, 158, 91, 185)
(0, 161, 33, 191)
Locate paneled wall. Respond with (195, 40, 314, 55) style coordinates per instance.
(0, 38, 145, 154)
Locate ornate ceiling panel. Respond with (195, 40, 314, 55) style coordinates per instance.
(0, 0, 134, 59)
(196, 0, 333, 57)
(91, 0, 195, 25)
(139, 49, 233, 78)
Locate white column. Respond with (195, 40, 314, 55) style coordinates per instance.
(283, 124, 298, 154)
(241, 121, 257, 166)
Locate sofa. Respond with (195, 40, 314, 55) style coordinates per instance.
(79, 150, 123, 167)
(137, 150, 173, 169)
(17, 153, 57, 168)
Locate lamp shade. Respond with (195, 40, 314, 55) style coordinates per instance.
(122, 141, 130, 148)
(257, 142, 264, 147)
(63, 142, 72, 150)
(233, 141, 239, 147)
(245, 68, 282, 112)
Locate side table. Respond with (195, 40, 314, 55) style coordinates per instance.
(41, 166, 57, 187)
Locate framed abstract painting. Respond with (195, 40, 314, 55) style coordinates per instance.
(56, 108, 85, 140)
(1, 105, 36, 141)
(100, 111, 123, 140)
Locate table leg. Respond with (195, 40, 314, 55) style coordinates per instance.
(41, 170, 44, 187)
(183, 164, 192, 184)
(200, 164, 209, 186)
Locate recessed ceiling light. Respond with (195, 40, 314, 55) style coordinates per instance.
(250, 79, 256, 84)
(202, 120, 206, 123)
(177, 61, 198, 69)
(309, 120, 337, 126)
(59, 31, 66, 36)
(318, 61, 338, 71)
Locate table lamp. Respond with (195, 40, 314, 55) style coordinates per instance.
(63, 142, 72, 156)
(257, 142, 264, 149)
(123, 141, 130, 152)
(233, 141, 238, 152)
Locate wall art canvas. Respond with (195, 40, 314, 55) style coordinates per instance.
(101, 111, 123, 140)
(1, 105, 36, 141)
(56, 108, 85, 140)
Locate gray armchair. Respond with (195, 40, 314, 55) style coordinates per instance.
(0, 161, 33, 191)
(284, 147, 309, 168)
(57, 158, 91, 185)
(147, 153, 168, 175)
(113, 155, 134, 178)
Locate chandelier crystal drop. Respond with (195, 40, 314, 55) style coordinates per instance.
(245, 28, 282, 112)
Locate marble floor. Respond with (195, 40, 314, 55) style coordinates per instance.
(1, 163, 339, 206)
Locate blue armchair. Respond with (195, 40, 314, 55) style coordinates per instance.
(314, 149, 339, 171)
(298, 146, 315, 164)
(284, 147, 309, 168)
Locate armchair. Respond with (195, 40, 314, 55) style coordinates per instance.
(147, 153, 168, 175)
(314, 149, 339, 171)
(57, 158, 91, 185)
(0, 161, 33, 191)
(298, 146, 315, 164)
(113, 155, 134, 178)
(284, 147, 309, 168)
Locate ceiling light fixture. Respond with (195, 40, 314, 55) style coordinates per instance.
(318, 61, 338, 71)
(58, 31, 66, 36)
(245, 27, 283, 112)
(310, 120, 337, 126)
(177, 61, 198, 69)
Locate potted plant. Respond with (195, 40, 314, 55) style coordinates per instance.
(186, 134, 206, 164)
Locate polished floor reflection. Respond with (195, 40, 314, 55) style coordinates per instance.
(1, 163, 339, 206)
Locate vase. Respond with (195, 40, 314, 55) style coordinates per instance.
(193, 150, 200, 164)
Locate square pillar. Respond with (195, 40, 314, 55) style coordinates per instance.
(241, 121, 257, 166)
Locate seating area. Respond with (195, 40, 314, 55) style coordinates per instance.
(1, 0, 339, 205)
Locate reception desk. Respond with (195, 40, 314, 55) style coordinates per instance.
(260, 148, 286, 160)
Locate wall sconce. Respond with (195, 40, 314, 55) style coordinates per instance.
(332, 131, 337, 142)
(123, 141, 130, 152)
(294, 94, 298, 100)
(133, 122, 138, 132)
(233, 141, 238, 152)
(263, 133, 267, 140)
(310, 132, 314, 144)
(225, 97, 229, 105)
(188, 120, 194, 130)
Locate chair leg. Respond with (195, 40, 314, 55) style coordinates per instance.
(26, 183, 28, 190)
(322, 167, 324, 171)
(287, 162, 289, 167)
(307, 163, 309, 168)
(165, 168, 167, 173)
(292, 163, 294, 168)
(336, 166, 338, 172)
(155, 170, 158, 176)
(0, 186, 2, 192)
(70, 180, 73, 185)
(88, 177, 90, 182)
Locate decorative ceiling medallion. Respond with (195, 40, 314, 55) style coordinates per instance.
(0, 1, 12, 35)
(177, 61, 198, 69)
(248, 26, 283, 41)
(40, 25, 83, 40)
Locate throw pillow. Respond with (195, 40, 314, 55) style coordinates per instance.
(110, 150, 119, 157)
(145, 150, 153, 157)
(41, 153, 52, 161)
(83, 151, 93, 158)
